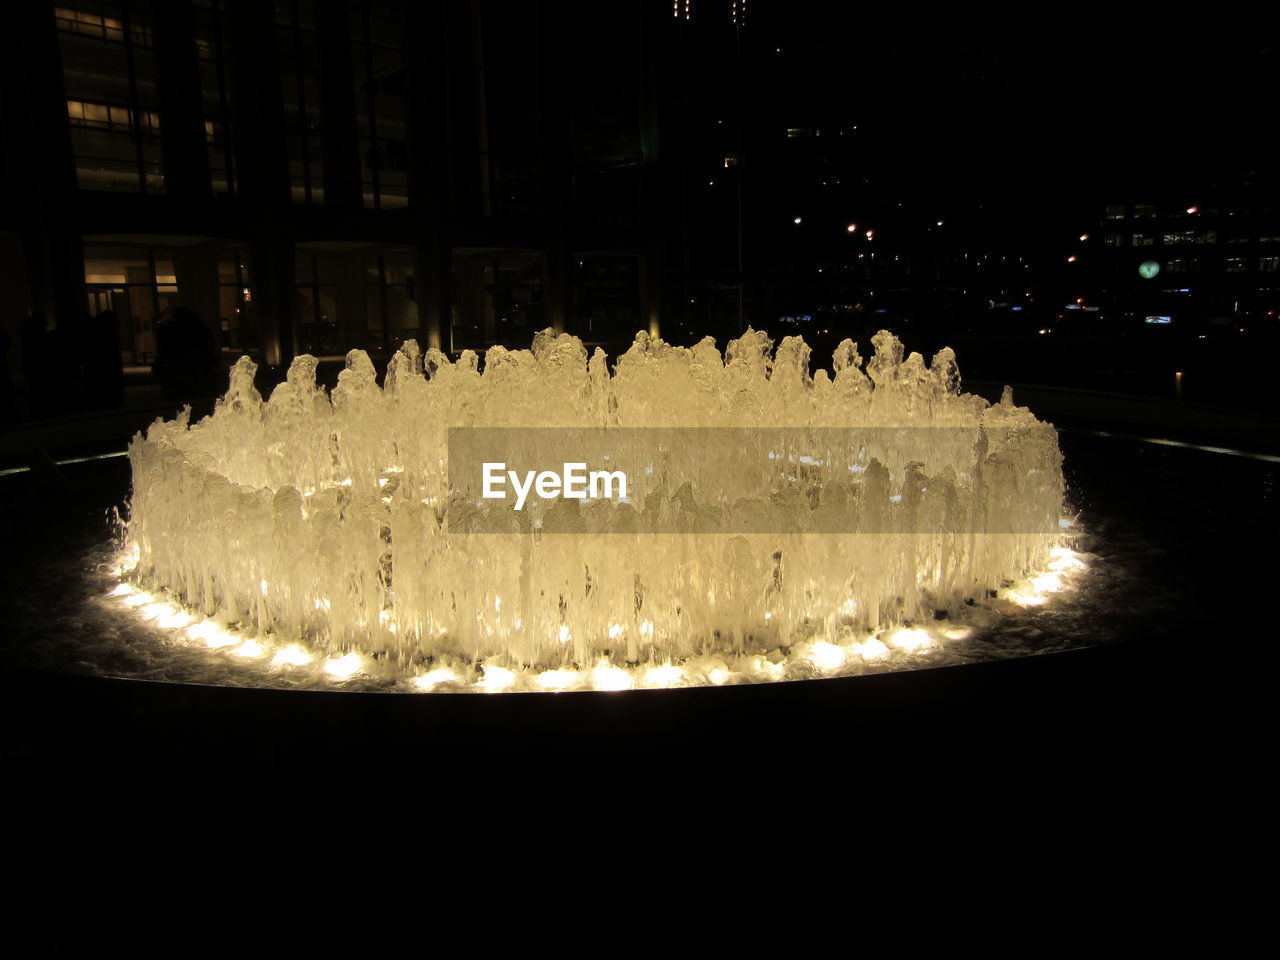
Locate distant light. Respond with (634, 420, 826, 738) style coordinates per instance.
(1067, 255, 1078, 263)
(1038, 328, 1050, 335)
(846, 223, 857, 232)
(865, 229, 873, 239)
(1079, 234, 1089, 241)
(1186, 206, 1199, 214)
(1076, 297, 1085, 304)
(936, 220, 944, 227)
(1145, 316, 1173, 324)
(793, 216, 802, 224)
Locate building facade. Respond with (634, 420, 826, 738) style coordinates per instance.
(1, 0, 678, 383)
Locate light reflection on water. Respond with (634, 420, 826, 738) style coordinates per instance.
(0, 537, 1138, 695)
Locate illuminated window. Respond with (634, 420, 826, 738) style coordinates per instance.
(67, 99, 160, 138)
(55, 6, 150, 46)
(1105, 204, 1125, 219)
(1225, 258, 1247, 273)
(1104, 233, 1123, 247)
(723, 154, 739, 168)
(1131, 233, 1155, 247)
(1134, 204, 1158, 218)
(1261, 257, 1280, 273)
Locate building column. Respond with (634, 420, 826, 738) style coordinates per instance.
(455, 254, 487, 351)
(335, 252, 368, 354)
(152, 0, 213, 203)
(414, 239, 451, 352)
(5, 2, 86, 328)
(637, 0, 667, 340)
(227, 0, 297, 368)
(405, 0, 453, 352)
(535, 0, 571, 335)
(172, 242, 221, 335)
(315, 0, 363, 210)
(127, 265, 156, 360)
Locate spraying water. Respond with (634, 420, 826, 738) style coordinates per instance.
(122, 328, 1066, 688)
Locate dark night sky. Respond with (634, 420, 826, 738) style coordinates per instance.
(751, 6, 1275, 233)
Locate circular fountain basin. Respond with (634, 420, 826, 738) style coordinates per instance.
(4, 423, 1269, 698)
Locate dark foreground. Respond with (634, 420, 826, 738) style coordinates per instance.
(1, 397, 1274, 939)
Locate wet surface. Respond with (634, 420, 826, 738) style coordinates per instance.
(3, 429, 1266, 692)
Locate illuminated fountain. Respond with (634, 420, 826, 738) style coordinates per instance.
(115, 328, 1077, 691)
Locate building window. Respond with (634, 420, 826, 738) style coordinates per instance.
(1132, 233, 1155, 247)
(1104, 233, 1123, 247)
(1261, 257, 1280, 273)
(1166, 258, 1201, 274)
(1225, 258, 1247, 273)
(1105, 204, 1125, 219)
(67, 99, 159, 138)
(1134, 204, 1158, 218)
(55, 6, 151, 47)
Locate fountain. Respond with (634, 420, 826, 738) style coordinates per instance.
(114, 328, 1074, 691)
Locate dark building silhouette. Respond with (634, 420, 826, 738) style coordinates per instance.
(2, 0, 1277, 413)
(0, 0, 686, 379)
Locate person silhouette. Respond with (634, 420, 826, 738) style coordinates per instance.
(20, 312, 53, 418)
(155, 306, 216, 402)
(84, 310, 125, 410)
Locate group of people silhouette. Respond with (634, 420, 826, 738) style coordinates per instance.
(5, 304, 218, 421)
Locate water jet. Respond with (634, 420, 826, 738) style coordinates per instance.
(110, 328, 1077, 691)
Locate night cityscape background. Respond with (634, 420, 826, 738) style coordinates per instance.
(2, 0, 1277, 422)
(2, 3, 1277, 913)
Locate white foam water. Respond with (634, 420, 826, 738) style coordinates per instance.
(121, 328, 1066, 685)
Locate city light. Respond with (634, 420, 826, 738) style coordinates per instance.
(1067, 255, 1078, 262)
(793, 216, 802, 224)
(1187, 206, 1199, 214)
(846, 223, 857, 232)
(1079, 234, 1089, 241)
